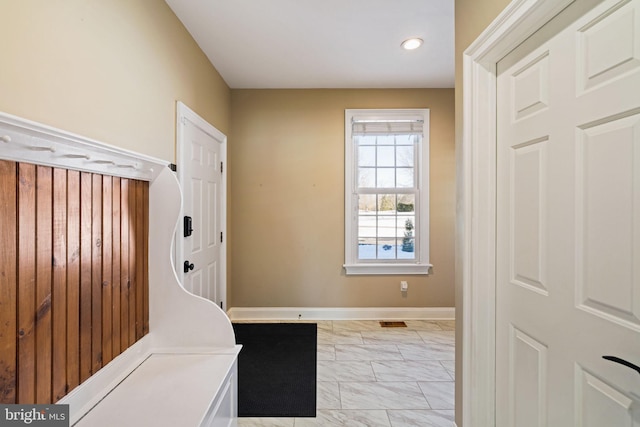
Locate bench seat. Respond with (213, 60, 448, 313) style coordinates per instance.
(74, 351, 240, 427)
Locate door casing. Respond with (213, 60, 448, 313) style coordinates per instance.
(461, 0, 575, 425)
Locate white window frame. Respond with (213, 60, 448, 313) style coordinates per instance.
(344, 108, 431, 275)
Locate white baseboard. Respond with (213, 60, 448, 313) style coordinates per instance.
(226, 307, 455, 321)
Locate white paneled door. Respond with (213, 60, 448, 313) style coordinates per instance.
(496, 0, 640, 425)
(176, 103, 226, 310)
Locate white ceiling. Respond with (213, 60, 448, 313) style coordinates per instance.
(164, 0, 454, 89)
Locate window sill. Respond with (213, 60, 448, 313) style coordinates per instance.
(343, 263, 432, 276)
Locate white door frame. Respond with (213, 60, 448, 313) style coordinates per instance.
(461, 0, 574, 425)
(175, 101, 228, 310)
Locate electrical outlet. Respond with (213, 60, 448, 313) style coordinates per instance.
(400, 281, 408, 291)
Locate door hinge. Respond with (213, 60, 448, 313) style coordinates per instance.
(168, 163, 177, 172)
(220, 231, 223, 243)
(220, 161, 223, 173)
(220, 301, 223, 310)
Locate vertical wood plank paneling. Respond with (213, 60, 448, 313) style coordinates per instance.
(17, 163, 36, 403)
(35, 166, 52, 404)
(91, 175, 103, 374)
(120, 179, 130, 351)
(112, 178, 121, 358)
(0, 160, 17, 403)
(101, 177, 113, 366)
(52, 168, 67, 401)
(79, 172, 92, 383)
(7, 159, 150, 404)
(135, 182, 144, 340)
(128, 180, 137, 346)
(66, 170, 81, 394)
(142, 183, 149, 336)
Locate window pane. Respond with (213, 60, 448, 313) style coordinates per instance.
(358, 194, 377, 213)
(399, 215, 415, 259)
(377, 168, 395, 188)
(377, 194, 396, 212)
(398, 216, 415, 238)
(358, 168, 375, 188)
(356, 194, 418, 261)
(358, 239, 377, 259)
(358, 192, 377, 245)
(358, 216, 376, 239)
(396, 145, 414, 167)
(395, 134, 415, 145)
(358, 146, 376, 167)
(357, 135, 377, 146)
(397, 168, 414, 188)
(377, 146, 395, 167)
(377, 216, 396, 238)
(397, 194, 415, 213)
(377, 135, 394, 145)
(399, 237, 416, 259)
(378, 238, 397, 259)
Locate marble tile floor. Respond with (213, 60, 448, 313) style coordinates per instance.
(237, 320, 455, 427)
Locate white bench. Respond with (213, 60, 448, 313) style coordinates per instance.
(1, 113, 240, 427)
(71, 351, 239, 427)
(57, 160, 241, 427)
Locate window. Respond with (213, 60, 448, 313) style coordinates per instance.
(344, 109, 431, 275)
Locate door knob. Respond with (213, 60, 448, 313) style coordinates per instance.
(183, 260, 195, 273)
(602, 356, 640, 376)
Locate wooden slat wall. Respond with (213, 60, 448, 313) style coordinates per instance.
(52, 168, 67, 401)
(17, 163, 36, 403)
(79, 172, 92, 384)
(0, 160, 17, 403)
(36, 166, 52, 404)
(0, 160, 150, 404)
(120, 179, 130, 353)
(66, 171, 81, 396)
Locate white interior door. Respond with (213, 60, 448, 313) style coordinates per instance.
(176, 103, 227, 310)
(496, 0, 640, 425)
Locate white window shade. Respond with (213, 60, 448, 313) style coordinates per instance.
(351, 119, 424, 135)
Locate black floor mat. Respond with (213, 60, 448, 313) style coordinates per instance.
(232, 323, 317, 417)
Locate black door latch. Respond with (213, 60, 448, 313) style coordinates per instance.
(184, 216, 193, 237)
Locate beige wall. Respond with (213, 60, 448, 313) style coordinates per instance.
(0, 0, 230, 162)
(455, 0, 511, 425)
(229, 89, 455, 308)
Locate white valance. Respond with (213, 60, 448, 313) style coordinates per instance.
(351, 119, 424, 136)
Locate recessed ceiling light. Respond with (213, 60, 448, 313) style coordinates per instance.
(401, 38, 423, 50)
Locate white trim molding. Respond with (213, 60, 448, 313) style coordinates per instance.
(227, 307, 455, 321)
(343, 263, 433, 275)
(461, 0, 573, 426)
(0, 111, 166, 181)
